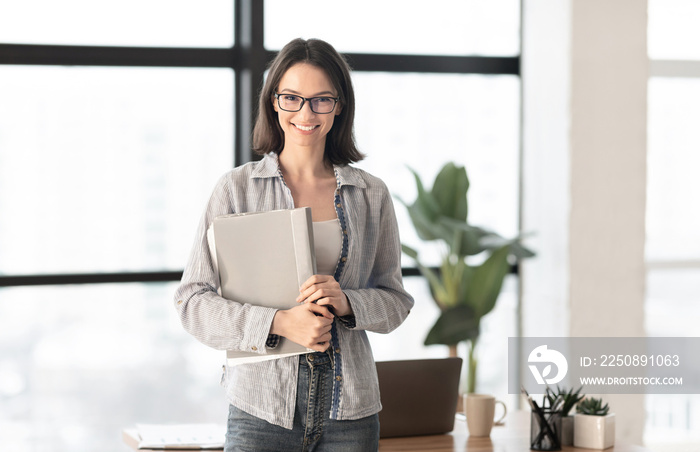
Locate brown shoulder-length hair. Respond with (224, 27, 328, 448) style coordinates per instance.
(252, 38, 364, 165)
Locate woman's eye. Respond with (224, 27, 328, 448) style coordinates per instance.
(315, 97, 332, 104)
(283, 95, 299, 102)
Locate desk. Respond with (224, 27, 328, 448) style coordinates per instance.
(379, 411, 650, 452)
(123, 411, 651, 452)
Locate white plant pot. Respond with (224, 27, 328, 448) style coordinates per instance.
(574, 413, 615, 450)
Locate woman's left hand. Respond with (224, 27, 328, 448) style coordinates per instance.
(297, 275, 353, 317)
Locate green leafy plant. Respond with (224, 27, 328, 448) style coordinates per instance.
(576, 397, 610, 416)
(397, 162, 535, 393)
(545, 386, 586, 416)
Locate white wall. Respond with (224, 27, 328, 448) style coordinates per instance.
(522, 0, 647, 444)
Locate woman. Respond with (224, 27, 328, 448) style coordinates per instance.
(174, 38, 413, 452)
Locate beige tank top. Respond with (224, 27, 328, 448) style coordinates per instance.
(312, 219, 342, 276)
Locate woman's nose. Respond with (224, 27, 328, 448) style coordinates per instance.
(298, 100, 316, 117)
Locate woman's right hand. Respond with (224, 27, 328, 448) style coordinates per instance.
(270, 302, 334, 352)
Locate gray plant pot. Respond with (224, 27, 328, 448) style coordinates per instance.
(561, 415, 574, 446)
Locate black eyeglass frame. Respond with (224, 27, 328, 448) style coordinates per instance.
(274, 92, 340, 114)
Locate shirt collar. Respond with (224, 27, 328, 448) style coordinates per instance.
(252, 152, 367, 189)
(250, 153, 281, 179)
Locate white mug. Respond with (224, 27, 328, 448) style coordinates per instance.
(465, 394, 507, 437)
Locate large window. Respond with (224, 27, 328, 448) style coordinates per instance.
(0, 283, 226, 450)
(0, 0, 234, 48)
(265, 0, 520, 56)
(0, 1, 521, 449)
(645, 0, 700, 449)
(0, 66, 233, 275)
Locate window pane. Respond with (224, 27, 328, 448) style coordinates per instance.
(352, 73, 521, 266)
(0, 283, 227, 451)
(265, 0, 520, 56)
(0, 66, 233, 275)
(0, 0, 233, 48)
(644, 269, 700, 446)
(645, 269, 700, 337)
(645, 394, 700, 448)
(646, 77, 700, 261)
(648, 0, 700, 60)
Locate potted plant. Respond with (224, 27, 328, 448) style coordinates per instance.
(574, 397, 615, 449)
(546, 386, 585, 446)
(398, 162, 534, 393)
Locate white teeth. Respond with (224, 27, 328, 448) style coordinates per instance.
(294, 124, 317, 131)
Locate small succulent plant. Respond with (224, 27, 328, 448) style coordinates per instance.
(546, 385, 585, 416)
(576, 397, 610, 416)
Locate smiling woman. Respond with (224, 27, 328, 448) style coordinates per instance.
(174, 38, 414, 452)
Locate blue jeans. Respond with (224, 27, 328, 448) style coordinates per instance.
(224, 351, 379, 452)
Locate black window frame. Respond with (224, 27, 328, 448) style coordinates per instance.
(0, 0, 520, 288)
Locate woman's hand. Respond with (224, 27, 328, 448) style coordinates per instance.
(297, 275, 353, 317)
(270, 302, 334, 352)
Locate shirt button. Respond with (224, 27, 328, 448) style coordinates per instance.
(251, 346, 257, 351)
(336, 203, 342, 208)
(336, 376, 342, 381)
(343, 230, 347, 235)
(335, 348, 341, 354)
(341, 257, 347, 262)
(308, 355, 315, 362)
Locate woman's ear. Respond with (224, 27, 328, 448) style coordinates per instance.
(272, 94, 279, 112)
(335, 103, 342, 116)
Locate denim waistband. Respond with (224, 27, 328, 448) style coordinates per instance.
(300, 350, 333, 367)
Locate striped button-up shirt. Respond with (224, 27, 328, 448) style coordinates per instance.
(174, 153, 414, 429)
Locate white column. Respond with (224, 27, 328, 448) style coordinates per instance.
(521, 0, 572, 338)
(522, 0, 647, 444)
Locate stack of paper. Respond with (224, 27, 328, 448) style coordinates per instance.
(135, 423, 225, 449)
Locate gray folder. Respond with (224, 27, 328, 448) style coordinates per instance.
(209, 207, 317, 364)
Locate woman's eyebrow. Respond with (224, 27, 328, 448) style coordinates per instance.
(277, 88, 336, 97)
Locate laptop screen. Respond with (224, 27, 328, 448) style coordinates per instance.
(376, 358, 462, 438)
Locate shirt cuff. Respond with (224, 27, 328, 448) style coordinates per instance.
(337, 314, 356, 329)
(266, 334, 280, 348)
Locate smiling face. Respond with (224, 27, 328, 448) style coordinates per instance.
(273, 63, 341, 155)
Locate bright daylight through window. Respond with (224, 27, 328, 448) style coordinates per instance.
(644, 0, 700, 447)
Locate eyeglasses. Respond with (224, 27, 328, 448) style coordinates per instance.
(274, 93, 339, 114)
